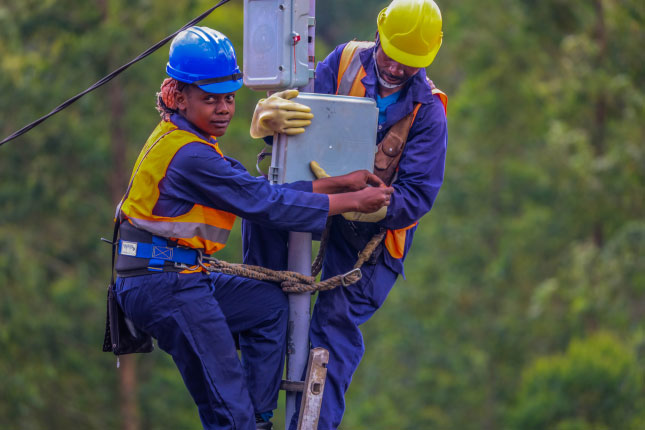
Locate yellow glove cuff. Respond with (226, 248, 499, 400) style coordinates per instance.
(342, 206, 387, 223)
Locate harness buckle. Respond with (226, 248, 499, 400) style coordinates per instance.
(174, 248, 203, 271)
(340, 268, 362, 287)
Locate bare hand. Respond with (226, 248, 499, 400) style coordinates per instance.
(354, 186, 394, 213)
(311, 162, 386, 195)
(327, 185, 394, 216)
(337, 170, 385, 192)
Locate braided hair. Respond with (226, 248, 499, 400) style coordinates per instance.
(156, 78, 190, 121)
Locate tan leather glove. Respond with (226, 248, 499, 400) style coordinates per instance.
(310, 161, 387, 223)
(250, 89, 314, 138)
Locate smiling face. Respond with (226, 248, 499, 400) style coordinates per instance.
(175, 85, 236, 137)
(375, 44, 421, 88)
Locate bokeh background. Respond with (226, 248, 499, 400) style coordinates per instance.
(1, 0, 644, 429)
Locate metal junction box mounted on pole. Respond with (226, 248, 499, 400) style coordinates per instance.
(269, 93, 378, 184)
(243, 0, 313, 90)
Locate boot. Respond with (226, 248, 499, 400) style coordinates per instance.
(255, 413, 273, 430)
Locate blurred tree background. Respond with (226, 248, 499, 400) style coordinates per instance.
(0, 0, 643, 429)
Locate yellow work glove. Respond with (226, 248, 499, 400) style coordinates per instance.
(309, 160, 331, 179)
(250, 89, 314, 138)
(310, 161, 387, 223)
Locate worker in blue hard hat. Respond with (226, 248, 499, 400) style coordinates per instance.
(112, 26, 393, 430)
(244, 0, 448, 428)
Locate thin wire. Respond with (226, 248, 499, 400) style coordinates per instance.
(0, 0, 233, 147)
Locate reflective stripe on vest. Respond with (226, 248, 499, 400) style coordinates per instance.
(119, 120, 236, 255)
(336, 41, 448, 260)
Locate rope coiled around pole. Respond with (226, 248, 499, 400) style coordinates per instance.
(201, 228, 387, 293)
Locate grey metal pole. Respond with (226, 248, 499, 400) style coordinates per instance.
(284, 231, 312, 427)
(285, 1, 316, 428)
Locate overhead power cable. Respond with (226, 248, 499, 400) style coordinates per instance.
(0, 0, 232, 148)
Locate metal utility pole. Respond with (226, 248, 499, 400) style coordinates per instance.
(245, 2, 364, 428)
(283, 2, 315, 427)
(285, 0, 316, 430)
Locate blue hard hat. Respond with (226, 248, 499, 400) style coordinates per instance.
(166, 26, 243, 94)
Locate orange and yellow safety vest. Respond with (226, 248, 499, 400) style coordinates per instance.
(119, 120, 236, 255)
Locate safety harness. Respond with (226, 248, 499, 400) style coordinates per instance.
(113, 221, 375, 293)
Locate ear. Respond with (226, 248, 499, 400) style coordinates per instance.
(175, 89, 188, 111)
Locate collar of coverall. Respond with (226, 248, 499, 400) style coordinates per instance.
(170, 113, 219, 144)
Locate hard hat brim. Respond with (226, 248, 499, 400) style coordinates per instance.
(379, 31, 442, 69)
(167, 63, 243, 94)
(198, 78, 243, 94)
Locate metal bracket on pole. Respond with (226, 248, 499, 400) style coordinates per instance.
(296, 348, 329, 430)
(268, 166, 280, 184)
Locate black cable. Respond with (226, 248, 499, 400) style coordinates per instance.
(0, 0, 232, 147)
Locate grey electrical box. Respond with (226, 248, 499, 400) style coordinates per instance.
(243, 0, 311, 91)
(270, 93, 378, 184)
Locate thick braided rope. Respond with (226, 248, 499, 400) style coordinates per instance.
(353, 229, 387, 269)
(202, 229, 386, 293)
(311, 218, 333, 277)
(203, 258, 361, 293)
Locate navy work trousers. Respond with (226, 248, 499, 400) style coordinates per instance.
(242, 220, 399, 430)
(115, 271, 288, 430)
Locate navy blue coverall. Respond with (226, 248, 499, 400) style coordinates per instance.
(242, 42, 448, 429)
(116, 114, 329, 430)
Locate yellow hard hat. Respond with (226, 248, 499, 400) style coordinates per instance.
(377, 0, 443, 68)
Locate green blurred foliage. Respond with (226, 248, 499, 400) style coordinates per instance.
(1, 0, 644, 429)
(509, 332, 644, 430)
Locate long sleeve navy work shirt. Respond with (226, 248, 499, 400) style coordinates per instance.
(155, 114, 329, 237)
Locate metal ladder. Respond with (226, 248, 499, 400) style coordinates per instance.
(280, 347, 329, 430)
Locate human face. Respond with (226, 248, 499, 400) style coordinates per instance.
(374, 45, 421, 87)
(176, 86, 236, 137)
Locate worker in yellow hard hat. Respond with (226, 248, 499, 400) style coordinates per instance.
(245, 1, 448, 428)
(377, 0, 443, 68)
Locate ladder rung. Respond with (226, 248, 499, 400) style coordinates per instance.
(280, 379, 305, 392)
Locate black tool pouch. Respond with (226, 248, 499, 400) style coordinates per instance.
(102, 220, 154, 356)
(103, 282, 153, 355)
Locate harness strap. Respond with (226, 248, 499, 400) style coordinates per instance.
(118, 239, 201, 268)
(374, 103, 422, 185)
(427, 77, 448, 114)
(337, 41, 374, 96)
